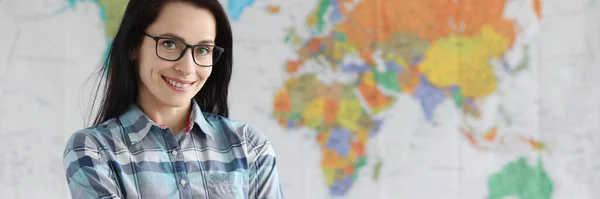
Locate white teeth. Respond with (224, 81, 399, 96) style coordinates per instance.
(165, 78, 191, 88)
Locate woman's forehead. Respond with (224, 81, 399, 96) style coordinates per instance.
(148, 2, 217, 43)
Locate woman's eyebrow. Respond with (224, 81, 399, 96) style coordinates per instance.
(158, 32, 215, 45)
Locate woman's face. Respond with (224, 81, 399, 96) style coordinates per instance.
(135, 2, 216, 107)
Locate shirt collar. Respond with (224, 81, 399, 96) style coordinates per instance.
(119, 100, 216, 145)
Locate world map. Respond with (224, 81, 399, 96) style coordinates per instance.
(231, 0, 552, 198)
(3, 0, 599, 198)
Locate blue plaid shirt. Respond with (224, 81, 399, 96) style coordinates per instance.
(63, 100, 283, 199)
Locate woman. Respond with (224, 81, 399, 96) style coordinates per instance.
(62, 1, 283, 198)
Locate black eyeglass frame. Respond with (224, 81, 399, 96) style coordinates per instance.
(143, 32, 224, 67)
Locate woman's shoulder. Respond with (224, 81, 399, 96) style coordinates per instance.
(63, 118, 123, 152)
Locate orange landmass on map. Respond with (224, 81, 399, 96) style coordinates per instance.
(335, 0, 516, 64)
(286, 60, 303, 74)
(266, 5, 280, 13)
(533, 0, 542, 19)
(521, 137, 547, 152)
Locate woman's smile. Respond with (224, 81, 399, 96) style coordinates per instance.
(162, 75, 196, 91)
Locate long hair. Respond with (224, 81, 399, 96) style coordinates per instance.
(89, 0, 233, 126)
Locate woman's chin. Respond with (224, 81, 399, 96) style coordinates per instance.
(159, 97, 193, 108)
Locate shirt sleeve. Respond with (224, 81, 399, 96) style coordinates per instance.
(63, 130, 123, 199)
(245, 126, 284, 199)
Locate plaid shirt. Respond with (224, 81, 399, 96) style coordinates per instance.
(63, 100, 283, 199)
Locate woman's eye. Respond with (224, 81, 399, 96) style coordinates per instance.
(196, 47, 210, 55)
(161, 40, 177, 48)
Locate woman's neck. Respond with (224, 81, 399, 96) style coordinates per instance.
(137, 94, 191, 136)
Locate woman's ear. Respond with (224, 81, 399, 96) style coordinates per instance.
(130, 49, 137, 61)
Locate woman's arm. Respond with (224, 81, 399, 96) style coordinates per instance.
(246, 127, 284, 199)
(63, 131, 123, 199)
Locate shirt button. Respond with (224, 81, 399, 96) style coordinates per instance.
(171, 150, 178, 156)
(180, 179, 187, 185)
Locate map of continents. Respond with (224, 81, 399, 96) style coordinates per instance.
(259, 0, 553, 198)
(64, 0, 552, 198)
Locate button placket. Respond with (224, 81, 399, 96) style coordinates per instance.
(163, 128, 191, 197)
(169, 147, 187, 189)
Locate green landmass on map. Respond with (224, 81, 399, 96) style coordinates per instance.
(488, 156, 553, 199)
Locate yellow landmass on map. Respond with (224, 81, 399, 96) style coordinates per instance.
(98, 0, 129, 39)
(418, 24, 509, 97)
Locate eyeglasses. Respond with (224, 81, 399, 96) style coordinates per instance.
(143, 32, 224, 67)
